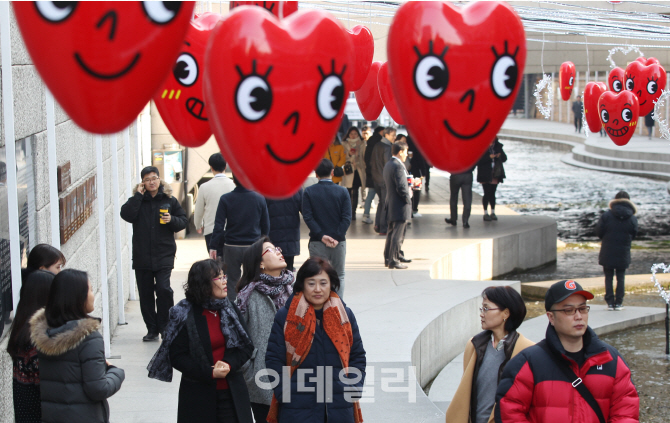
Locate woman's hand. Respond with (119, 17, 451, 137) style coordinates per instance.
(212, 361, 230, 378)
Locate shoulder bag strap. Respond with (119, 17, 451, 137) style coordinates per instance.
(539, 343, 606, 423)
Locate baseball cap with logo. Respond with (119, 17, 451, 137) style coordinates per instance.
(545, 279, 594, 311)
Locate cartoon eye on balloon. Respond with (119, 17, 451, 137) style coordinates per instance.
(612, 78, 622, 92)
(600, 108, 609, 123)
(142, 1, 182, 24)
(569, 76, 574, 86)
(35, 1, 78, 22)
(413, 41, 449, 100)
(490, 41, 519, 99)
(625, 76, 635, 91)
(235, 60, 273, 122)
(174, 53, 198, 86)
(621, 107, 633, 122)
(316, 61, 346, 120)
(647, 76, 659, 95)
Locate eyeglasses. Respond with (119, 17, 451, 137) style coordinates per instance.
(262, 246, 282, 257)
(551, 305, 590, 315)
(143, 176, 160, 183)
(212, 274, 228, 282)
(479, 306, 500, 313)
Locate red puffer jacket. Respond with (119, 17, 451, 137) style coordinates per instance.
(495, 325, 639, 423)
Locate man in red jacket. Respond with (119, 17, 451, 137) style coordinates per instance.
(495, 280, 639, 423)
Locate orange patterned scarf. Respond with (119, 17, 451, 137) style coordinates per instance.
(267, 291, 363, 423)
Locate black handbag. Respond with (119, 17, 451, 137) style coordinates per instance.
(328, 149, 345, 177)
(492, 160, 504, 180)
(343, 162, 354, 175)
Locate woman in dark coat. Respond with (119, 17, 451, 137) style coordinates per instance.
(406, 136, 428, 216)
(265, 257, 366, 423)
(362, 126, 385, 223)
(596, 191, 638, 310)
(147, 259, 254, 423)
(266, 189, 302, 271)
(476, 137, 507, 221)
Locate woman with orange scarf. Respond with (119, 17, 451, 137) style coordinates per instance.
(265, 257, 366, 423)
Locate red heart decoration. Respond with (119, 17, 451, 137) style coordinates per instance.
(355, 61, 384, 121)
(624, 60, 666, 116)
(346, 25, 374, 91)
(559, 61, 576, 101)
(204, 8, 354, 199)
(636, 56, 660, 66)
(583, 81, 607, 133)
(229, 1, 298, 18)
(387, 1, 526, 173)
(378, 62, 405, 125)
(154, 13, 221, 147)
(608, 67, 625, 93)
(598, 90, 639, 146)
(13, 1, 194, 134)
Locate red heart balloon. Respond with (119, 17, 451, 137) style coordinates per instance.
(583, 82, 607, 133)
(346, 25, 374, 91)
(154, 13, 221, 147)
(378, 62, 405, 125)
(229, 1, 298, 18)
(559, 61, 576, 101)
(12, 1, 194, 134)
(598, 90, 639, 146)
(636, 56, 660, 66)
(608, 67, 625, 93)
(387, 1, 526, 173)
(204, 8, 354, 199)
(355, 61, 384, 121)
(624, 60, 666, 116)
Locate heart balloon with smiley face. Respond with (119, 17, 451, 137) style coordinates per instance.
(598, 90, 639, 146)
(229, 1, 298, 18)
(624, 59, 666, 116)
(583, 81, 607, 133)
(355, 61, 384, 121)
(13, 1, 195, 134)
(608, 67, 625, 93)
(346, 25, 374, 91)
(154, 12, 222, 147)
(559, 61, 576, 101)
(204, 8, 354, 198)
(378, 62, 405, 125)
(387, 1, 526, 173)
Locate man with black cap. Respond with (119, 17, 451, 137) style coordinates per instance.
(494, 280, 639, 423)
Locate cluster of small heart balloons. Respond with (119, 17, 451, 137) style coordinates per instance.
(559, 58, 666, 146)
(13, 1, 527, 198)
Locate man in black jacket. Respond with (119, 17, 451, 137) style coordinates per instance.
(383, 141, 412, 269)
(120, 166, 188, 341)
(303, 159, 352, 297)
(362, 126, 384, 224)
(371, 127, 395, 234)
(209, 176, 270, 301)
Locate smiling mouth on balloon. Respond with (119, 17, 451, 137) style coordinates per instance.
(606, 126, 629, 137)
(74, 52, 140, 80)
(443, 119, 490, 140)
(186, 97, 208, 121)
(639, 100, 647, 106)
(266, 143, 314, 164)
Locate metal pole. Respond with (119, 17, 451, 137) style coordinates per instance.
(124, 128, 136, 300)
(96, 135, 111, 357)
(111, 135, 125, 324)
(135, 117, 142, 184)
(46, 90, 61, 248)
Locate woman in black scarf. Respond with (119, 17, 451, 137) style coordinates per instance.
(147, 259, 254, 423)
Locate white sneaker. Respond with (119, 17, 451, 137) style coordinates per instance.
(413, 213, 422, 217)
(362, 217, 373, 224)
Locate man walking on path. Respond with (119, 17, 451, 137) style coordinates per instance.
(362, 126, 384, 224)
(572, 95, 583, 133)
(495, 280, 639, 422)
(209, 176, 270, 301)
(303, 159, 352, 297)
(383, 141, 413, 269)
(371, 127, 395, 235)
(445, 166, 475, 228)
(121, 166, 188, 341)
(193, 153, 235, 258)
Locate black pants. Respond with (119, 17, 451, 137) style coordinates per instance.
(482, 183, 498, 211)
(574, 115, 582, 133)
(449, 173, 473, 224)
(384, 220, 407, 265)
(205, 233, 224, 260)
(604, 267, 626, 306)
(251, 402, 270, 423)
(373, 182, 388, 233)
(224, 245, 250, 301)
(347, 170, 362, 216)
(216, 390, 238, 423)
(412, 189, 421, 213)
(135, 268, 174, 334)
(284, 256, 295, 272)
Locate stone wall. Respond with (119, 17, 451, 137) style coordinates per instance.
(0, 5, 139, 422)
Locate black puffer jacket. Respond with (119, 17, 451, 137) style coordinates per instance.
(266, 189, 303, 257)
(30, 309, 125, 423)
(120, 182, 187, 270)
(596, 198, 638, 269)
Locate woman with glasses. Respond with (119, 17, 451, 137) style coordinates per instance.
(235, 236, 293, 423)
(446, 286, 532, 423)
(147, 259, 254, 423)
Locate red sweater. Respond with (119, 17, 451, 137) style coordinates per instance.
(203, 310, 229, 390)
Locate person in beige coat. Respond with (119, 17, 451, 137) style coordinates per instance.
(446, 286, 533, 423)
(341, 127, 367, 220)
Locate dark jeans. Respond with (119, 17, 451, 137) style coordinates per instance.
(216, 389, 238, 423)
(449, 173, 473, 224)
(205, 233, 224, 260)
(412, 189, 421, 213)
(574, 116, 582, 132)
(604, 267, 626, 306)
(224, 245, 250, 301)
(135, 268, 174, 334)
(251, 402, 270, 423)
(482, 183, 498, 211)
(384, 220, 407, 265)
(284, 256, 295, 272)
(373, 182, 388, 233)
(348, 170, 363, 216)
